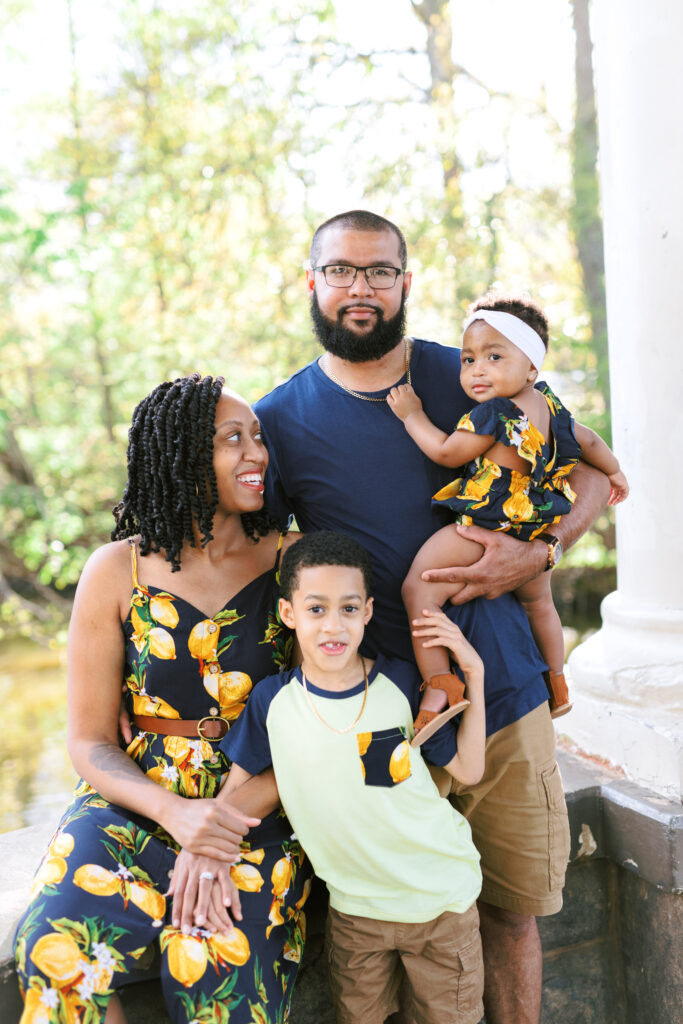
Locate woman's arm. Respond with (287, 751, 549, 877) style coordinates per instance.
(387, 384, 492, 467)
(67, 544, 259, 859)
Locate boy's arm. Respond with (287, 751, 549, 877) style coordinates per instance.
(387, 384, 492, 467)
(574, 422, 629, 505)
(412, 611, 485, 785)
(222, 763, 256, 796)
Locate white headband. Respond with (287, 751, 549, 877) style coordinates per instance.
(463, 310, 546, 371)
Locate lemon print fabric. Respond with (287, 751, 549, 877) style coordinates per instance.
(357, 727, 412, 787)
(14, 534, 312, 1024)
(432, 381, 581, 540)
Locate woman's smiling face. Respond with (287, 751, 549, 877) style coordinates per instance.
(212, 390, 268, 515)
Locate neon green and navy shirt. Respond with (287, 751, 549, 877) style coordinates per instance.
(222, 654, 482, 923)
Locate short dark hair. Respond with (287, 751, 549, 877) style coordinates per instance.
(310, 210, 407, 271)
(469, 292, 549, 349)
(280, 531, 374, 601)
(112, 373, 275, 570)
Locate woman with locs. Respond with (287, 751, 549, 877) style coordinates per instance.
(14, 374, 310, 1024)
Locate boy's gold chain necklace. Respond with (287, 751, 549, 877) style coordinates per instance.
(323, 338, 413, 402)
(301, 658, 369, 733)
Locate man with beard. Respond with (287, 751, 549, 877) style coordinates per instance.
(255, 210, 608, 1024)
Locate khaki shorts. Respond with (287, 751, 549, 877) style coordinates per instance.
(325, 903, 483, 1024)
(450, 702, 570, 916)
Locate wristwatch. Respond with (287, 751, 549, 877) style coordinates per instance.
(539, 532, 563, 571)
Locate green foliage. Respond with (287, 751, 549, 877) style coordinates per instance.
(0, 0, 613, 643)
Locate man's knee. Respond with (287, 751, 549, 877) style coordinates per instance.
(477, 901, 537, 940)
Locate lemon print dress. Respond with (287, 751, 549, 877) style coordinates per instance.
(432, 382, 582, 540)
(14, 538, 311, 1024)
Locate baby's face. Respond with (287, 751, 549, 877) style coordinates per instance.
(461, 321, 536, 402)
(279, 565, 373, 681)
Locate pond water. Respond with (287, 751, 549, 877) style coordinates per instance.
(0, 639, 77, 834)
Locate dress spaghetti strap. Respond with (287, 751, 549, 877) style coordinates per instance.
(128, 537, 141, 590)
(274, 532, 286, 572)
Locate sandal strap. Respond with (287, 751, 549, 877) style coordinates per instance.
(421, 672, 466, 706)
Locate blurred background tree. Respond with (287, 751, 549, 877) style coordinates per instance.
(0, 0, 614, 645)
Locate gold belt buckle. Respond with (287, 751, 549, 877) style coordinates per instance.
(197, 715, 230, 740)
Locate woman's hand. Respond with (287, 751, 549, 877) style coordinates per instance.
(160, 796, 260, 862)
(607, 469, 629, 505)
(168, 850, 242, 934)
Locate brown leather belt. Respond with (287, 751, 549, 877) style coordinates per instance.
(132, 713, 230, 740)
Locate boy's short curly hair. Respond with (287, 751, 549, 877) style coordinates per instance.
(469, 291, 549, 349)
(280, 531, 373, 601)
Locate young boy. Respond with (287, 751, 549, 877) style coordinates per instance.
(221, 531, 486, 1024)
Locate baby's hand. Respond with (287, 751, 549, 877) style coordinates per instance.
(607, 469, 629, 505)
(412, 609, 484, 683)
(387, 383, 422, 420)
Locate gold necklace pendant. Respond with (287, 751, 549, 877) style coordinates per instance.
(301, 659, 369, 734)
(324, 338, 413, 402)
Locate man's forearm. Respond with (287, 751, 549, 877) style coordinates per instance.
(547, 462, 610, 551)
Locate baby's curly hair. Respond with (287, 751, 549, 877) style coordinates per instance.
(279, 531, 374, 602)
(112, 373, 276, 571)
(469, 292, 549, 349)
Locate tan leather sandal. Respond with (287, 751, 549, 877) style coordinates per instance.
(544, 669, 572, 718)
(410, 672, 470, 748)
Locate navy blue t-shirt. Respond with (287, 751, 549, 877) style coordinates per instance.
(255, 338, 548, 736)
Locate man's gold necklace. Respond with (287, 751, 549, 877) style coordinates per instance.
(324, 338, 413, 402)
(301, 658, 369, 734)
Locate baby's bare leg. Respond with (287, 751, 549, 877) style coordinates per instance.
(403, 525, 483, 699)
(515, 574, 571, 714)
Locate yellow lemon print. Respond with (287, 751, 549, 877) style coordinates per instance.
(166, 933, 208, 988)
(73, 864, 120, 897)
(271, 856, 292, 899)
(356, 732, 372, 756)
(147, 627, 176, 660)
(129, 881, 166, 921)
(218, 672, 253, 705)
(240, 847, 265, 865)
(30, 856, 68, 900)
(130, 605, 147, 640)
(295, 877, 312, 909)
(389, 741, 411, 784)
(30, 932, 84, 986)
(50, 832, 74, 858)
(188, 620, 220, 661)
(502, 487, 534, 523)
(132, 693, 180, 719)
(21, 986, 52, 1024)
(230, 864, 264, 892)
(211, 928, 250, 966)
(149, 595, 179, 628)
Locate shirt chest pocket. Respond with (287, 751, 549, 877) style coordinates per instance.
(356, 727, 412, 788)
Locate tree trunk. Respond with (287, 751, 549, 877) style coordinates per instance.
(571, 0, 610, 439)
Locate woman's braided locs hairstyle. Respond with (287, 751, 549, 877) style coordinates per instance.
(111, 373, 275, 570)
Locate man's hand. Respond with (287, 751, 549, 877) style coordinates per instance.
(387, 383, 423, 421)
(168, 850, 242, 934)
(421, 525, 547, 603)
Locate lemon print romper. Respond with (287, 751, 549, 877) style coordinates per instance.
(431, 382, 582, 539)
(14, 537, 312, 1024)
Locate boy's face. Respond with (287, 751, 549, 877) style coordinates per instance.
(279, 565, 373, 680)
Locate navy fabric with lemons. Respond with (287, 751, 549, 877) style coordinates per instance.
(14, 539, 311, 1024)
(432, 381, 582, 539)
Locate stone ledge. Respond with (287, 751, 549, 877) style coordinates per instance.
(558, 748, 682, 891)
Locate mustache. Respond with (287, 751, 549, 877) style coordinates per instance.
(337, 303, 382, 315)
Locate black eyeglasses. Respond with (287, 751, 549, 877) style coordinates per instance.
(312, 264, 403, 289)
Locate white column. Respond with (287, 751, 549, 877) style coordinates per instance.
(565, 0, 683, 800)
